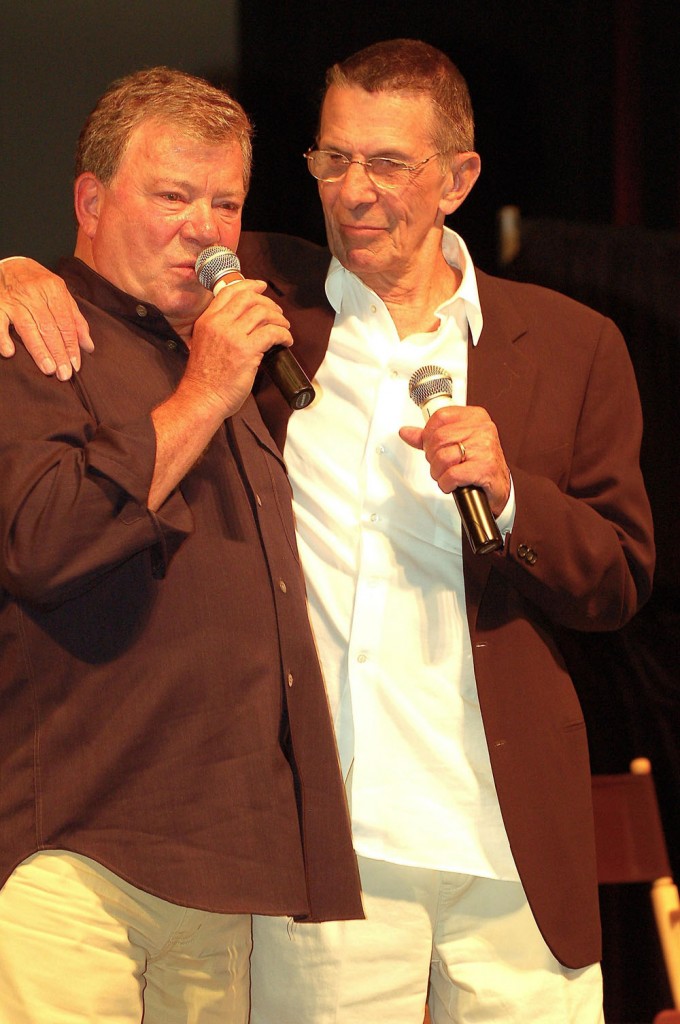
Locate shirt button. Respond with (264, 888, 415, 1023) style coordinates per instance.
(369, 513, 379, 522)
(166, 339, 178, 351)
(375, 445, 385, 454)
(370, 304, 377, 314)
(287, 672, 294, 687)
(278, 579, 287, 593)
(135, 304, 148, 318)
(357, 653, 368, 664)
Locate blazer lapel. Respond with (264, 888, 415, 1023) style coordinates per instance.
(469, 270, 537, 463)
(464, 270, 537, 627)
(239, 232, 334, 452)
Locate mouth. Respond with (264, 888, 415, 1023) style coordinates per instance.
(340, 223, 385, 236)
(173, 263, 201, 278)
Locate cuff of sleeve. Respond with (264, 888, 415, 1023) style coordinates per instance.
(495, 474, 516, 536)
(87, 415, 194, 575)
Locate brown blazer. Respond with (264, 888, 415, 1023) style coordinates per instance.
(240, 231, 656, 968)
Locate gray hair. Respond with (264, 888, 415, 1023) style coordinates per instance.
(75, 66, 253, 190)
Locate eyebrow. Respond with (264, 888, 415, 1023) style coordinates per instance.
(319, 144, 415, 162)
(153, 178, 245, 199)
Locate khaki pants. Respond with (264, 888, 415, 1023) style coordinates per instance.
(251, 854, 604, 1024)
(0, 850, 251, 1024)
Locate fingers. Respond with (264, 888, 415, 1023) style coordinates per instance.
(27, 298, 94, 379)
(0, 313, 17, 358)
(0, 258, 94, 379)
(186, 284, 294, 417)
(49, 300, 96, 373)
(206, 281, 293, 354)
(2, 310, 67, 377)
(402, 405, 510, 513)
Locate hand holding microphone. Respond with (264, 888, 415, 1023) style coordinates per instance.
(406, 365, 504, 555)
(195, 245, 315, 410)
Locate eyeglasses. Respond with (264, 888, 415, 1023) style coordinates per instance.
(304, 148, 444, 190)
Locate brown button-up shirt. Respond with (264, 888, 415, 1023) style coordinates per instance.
(0, 257, 361, 922)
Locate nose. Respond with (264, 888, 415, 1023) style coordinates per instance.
(182, 201, 221, 246)
(337, 161, 379, 206)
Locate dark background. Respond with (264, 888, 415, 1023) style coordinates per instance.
(2, 3, 679, 1021)
(2, 0, 678, 264)
(238, 0, 679, 260)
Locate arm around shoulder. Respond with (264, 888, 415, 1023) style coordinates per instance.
(0, 256, 93, 378)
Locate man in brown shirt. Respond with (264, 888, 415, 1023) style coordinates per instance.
(0, 67, 361, 1024)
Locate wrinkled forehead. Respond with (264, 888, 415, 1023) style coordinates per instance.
(319, 85, 437, 149)
(115, 118, 245, 182)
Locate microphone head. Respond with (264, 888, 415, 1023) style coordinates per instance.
(408, 365, 453, 409)
(195, 245, 241, 290)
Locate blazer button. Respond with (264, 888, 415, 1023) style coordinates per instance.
(517, 543, 538, 564)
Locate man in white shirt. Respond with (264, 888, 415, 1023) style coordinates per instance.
(0, 39, 655, 1024)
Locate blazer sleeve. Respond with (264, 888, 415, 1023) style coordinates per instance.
(491, 304, 655, 632)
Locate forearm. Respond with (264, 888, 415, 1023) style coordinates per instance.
(149, 377, 232, 511)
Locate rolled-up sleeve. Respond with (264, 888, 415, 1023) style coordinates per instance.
(0, 346, 193, 606)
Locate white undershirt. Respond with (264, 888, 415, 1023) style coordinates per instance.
(285, 229, 518, 878)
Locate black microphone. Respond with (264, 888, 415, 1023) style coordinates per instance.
(408, 365, 504, 556)
(195, 245, 315, 411)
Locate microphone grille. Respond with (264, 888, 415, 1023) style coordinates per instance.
(195, 245, 241, 290)
(408, 365, 453, 408)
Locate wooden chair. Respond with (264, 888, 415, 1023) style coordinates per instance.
(592, 758, 680, 1020)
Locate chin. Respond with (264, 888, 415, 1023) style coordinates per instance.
(343, 249, 384, 274)
(163, 289, 209, 318)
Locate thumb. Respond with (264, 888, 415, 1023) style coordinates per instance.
(398, 425, 424, 450)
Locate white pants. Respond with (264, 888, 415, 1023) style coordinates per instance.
(0, 851, 251, 1024)
(251, 855, 604, 1024)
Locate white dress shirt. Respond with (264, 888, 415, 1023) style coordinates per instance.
(284, 229, 519, 878)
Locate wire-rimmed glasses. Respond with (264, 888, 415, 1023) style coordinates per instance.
(304, 149, 444, 190)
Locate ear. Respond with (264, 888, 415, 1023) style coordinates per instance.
(74, 172, 105, 238)
(439, 152, 481, 216)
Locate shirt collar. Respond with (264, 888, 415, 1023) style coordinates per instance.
(57, 256, 188, 349)
(324, 226, 483, 345)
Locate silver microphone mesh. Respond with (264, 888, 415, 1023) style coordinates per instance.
(408, 365, 453, 408)
(195, 245, 241, 290)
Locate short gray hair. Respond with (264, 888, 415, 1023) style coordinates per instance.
(75, 66, 253, 190)
(324, 39, 475, 156)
